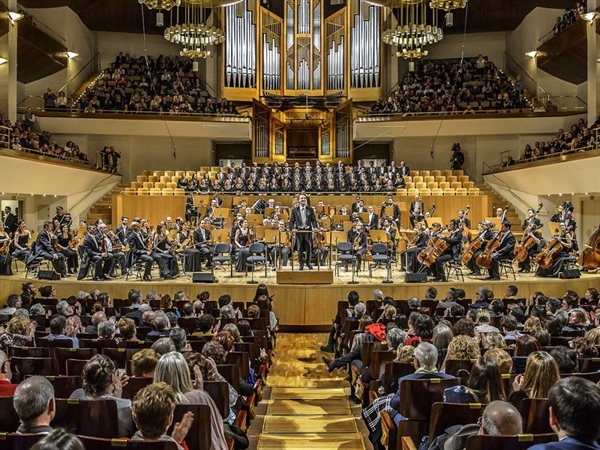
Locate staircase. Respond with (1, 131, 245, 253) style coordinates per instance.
(476, 182, 520, 225)
(84, 183, 128, 228)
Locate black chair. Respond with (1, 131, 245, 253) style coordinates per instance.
(10, 357, 58, 383)
(45, 375, 82, 398)
(168, 404, 212, 450)
(0, 397, 21, 432)
(0, 433, 44, 450)
(369, 242, 393, 282)
(55, 348, 97, 375)
(465, 433, 557, 450)
(77, 436, 178, 450)
(443, 258, 465, 282)
(335, 241, 358, 284)
(245, 242, 267, 284)
(213, 243, 233, 277)
(52, 398, 120, 438)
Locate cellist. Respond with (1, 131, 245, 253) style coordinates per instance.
(403, 220, 429, 273)
(487, 221, 516, 280)
(535, 222, 573, 278)
(517, 224, 545, 273)
(431, 219, 463, 282)
(465, 221, 494, 276)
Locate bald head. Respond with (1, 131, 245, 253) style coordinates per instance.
(481, 401, 523, 435)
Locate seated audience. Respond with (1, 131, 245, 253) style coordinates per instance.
(13, 376, 55, 434)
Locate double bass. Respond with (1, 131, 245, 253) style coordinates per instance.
(579, 225, 600, 271)
(476, 230, 505, 269)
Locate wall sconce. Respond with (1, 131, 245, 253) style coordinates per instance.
(0, 57, 8, 65)
(525, 51, 538, 58)
(8, 11, 25, 24)
(66, 52, 79, 59)
(581, 11, 598, 22)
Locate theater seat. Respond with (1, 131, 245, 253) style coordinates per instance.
(77, 436, 178, 450)
(465, 433, 557, 450)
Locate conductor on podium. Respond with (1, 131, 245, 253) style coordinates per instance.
(290, 194, 317, 270)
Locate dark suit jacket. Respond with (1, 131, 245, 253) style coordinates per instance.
(82, 233, 102, 258)
(367, 213, 379, 230)
(529, 437, 600, 450)
(399, 166, 410, 177)
(115, 225, 131, 246)
(193, 228, 211, 247)
(289, 206, 317, 231)
(496, 231, 516, 259)
(4, 213, 17, 234)
(29, 229, 55, 262)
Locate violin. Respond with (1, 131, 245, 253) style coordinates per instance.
(476, 230, 505, 269)
(579, 225, 600, 271)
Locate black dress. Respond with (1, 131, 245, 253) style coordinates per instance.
(235, 231, 251, 272)
(0, 234, 13, 275)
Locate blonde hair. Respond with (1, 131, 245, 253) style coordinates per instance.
(117, 318, 136, 340)
(396, 345, 416, 364)
(484, 348, 513, 374)
(585, 327, 600, 345)
(446, 335, 480, 360)
(131, 349, 160, 377)
(7, 316, 31, 335)
(523, 316, 542, 332)
(521, 351, 560, 399)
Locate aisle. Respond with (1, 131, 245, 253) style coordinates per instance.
(256, 333, 367, 450)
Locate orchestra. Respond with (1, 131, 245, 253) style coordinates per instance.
(2, 186, 596, 283)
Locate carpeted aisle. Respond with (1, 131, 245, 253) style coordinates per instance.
(256, 333, 366, 450)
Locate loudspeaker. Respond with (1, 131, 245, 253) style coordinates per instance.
(192, 272, 215, 283)
(38, 270, 60, 280)
(405, 272, 428, 283)
(559, 268, 581, 279)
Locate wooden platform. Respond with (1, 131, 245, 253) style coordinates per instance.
(2, 266, 598, 330)
(276, 268, 334, 284)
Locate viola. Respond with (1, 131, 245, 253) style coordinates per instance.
(579, 225, 600, 271)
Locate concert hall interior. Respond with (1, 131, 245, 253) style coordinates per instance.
(0, 0, 600, 449)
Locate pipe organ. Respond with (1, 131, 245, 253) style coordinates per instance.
(223, 1, 384, 163)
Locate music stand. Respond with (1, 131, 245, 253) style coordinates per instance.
(485, 217, 502, 231)
(332, 214, 349, 229)
(211, 229, 230, 245)
(233, 196, 248, 207)
(425, 217, 443, 228)
(194, 195, 210, 208)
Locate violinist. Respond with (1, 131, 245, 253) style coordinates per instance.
(77, 224, 112, 281)
(127, 221, 154, 281)
(522, 208, 541, 230)
(517, 224, 545, 273)
(486, 221, 516, 280)
(347, 221, 368, 271)
(56, 223, 79, 274)
(270, 220, 291, 270)
(382, 218, 397, 252)
(311, 224, 328, 267)
(115, 216, 132, 248)
(403, 220, 428, 273)
(26, 220, 67, 278)
(101, 226, 127, 277)
(193, 219, 213, 270)
(431, 219, 463, 282)
(12, 220, 32, 264)
(152, 223, 177, 279)
(535, 222, 573, 278)
(234, 219, 253, 272)
(0, 222, 13, 276)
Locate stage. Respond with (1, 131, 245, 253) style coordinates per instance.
(2, 264, 598, 331)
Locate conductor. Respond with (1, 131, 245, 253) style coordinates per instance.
(290, 194, 317, 270)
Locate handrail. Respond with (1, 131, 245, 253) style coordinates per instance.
(1, 145, 96, 169)
(503, 51, 548, 97)
(59, 53, 101, 96)
(21, 9, 67, 44)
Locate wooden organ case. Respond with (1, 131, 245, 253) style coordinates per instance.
(221, 0, 384, 163)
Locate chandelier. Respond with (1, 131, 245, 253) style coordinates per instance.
(138, 0, 181, 9)
(429, 0, 468, 11)
(162, 0, 240, 62)
(381, 0, 443, 59)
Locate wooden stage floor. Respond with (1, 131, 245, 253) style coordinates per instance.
(2, 264, 599, 330)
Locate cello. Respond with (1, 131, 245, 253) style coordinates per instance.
(461, 230, 485, 265)
(418, 226, 449, 267)
(476, 230, 505, 269)
(579, 225, 600, 271)
(514, 226, 541, 263)
(534, 226, 571, 270)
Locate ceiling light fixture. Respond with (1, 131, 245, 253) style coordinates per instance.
(8, 11, 25, 23)
(525, 51, 538, 58)
(66, 52, 79, 59)
(0, 57, 7, 65)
